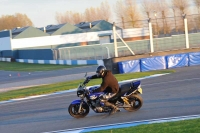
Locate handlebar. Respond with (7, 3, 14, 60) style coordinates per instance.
(83, 78, 90, 85)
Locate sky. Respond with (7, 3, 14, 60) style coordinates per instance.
(0, 0, 196, 28)
(0, 0, 121, 28)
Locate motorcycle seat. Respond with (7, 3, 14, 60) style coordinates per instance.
(119, 82, 133, 96)
(119, 80, 140, 96)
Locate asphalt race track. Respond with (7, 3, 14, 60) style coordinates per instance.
(0, 66, 200, 133)
(0, 65, 97, 92)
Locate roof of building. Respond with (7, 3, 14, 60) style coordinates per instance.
(12, 27, 29, 35)
(38, 23, 66, 34)
(38, 23, 85, 35)
(75, 20, 103, 31)
(12, 26, 50, 39)
(74, 20, 121, 32)
(0, 20, 117, 38)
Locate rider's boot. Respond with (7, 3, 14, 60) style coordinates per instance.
(104, 101, 119, 115)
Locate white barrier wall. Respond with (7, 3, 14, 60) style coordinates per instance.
(122, 28, 150, 38)
(2, 28, 149, 50)
(11, 31, 113, 49)
(0, 37, 12, 50)
(0, 57, 11, 62)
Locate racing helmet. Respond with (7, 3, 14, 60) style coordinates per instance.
(96, 65, 106, 77)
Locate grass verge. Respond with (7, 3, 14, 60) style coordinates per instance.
(0, 69, 175, 102)
(0, 62, 88, 71)
(88, 118, 200, 133)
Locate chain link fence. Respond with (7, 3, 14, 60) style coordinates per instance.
(187, 14, 200, 48)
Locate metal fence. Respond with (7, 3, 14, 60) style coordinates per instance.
(55, 14, 200, 60)
(58, 44, 114, 60)
(113, 14, 200, 57)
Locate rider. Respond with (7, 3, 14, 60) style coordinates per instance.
(86, 65, 120, 115)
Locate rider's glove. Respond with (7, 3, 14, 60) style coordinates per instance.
(86, 76, 91, 81)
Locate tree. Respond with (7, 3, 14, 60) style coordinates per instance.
(171, 0, 191, 15)
(0, 13, 33, 31)
(170, 0, 191, 32)
(194, 0, 200, 14)
(114, 0, 140, 28)
(154, 0, 169, 17)
(15, 13, 33, 27)
(84, 7, 98, 22)
(72, 12, 85, 24)
(84, 1, 112, 22)
(55, 11, 84, 24)
(193, 0, 200, 30)
(114, 0, 126, 28)
(55, 0, 112, 24)
(55, 12, 70, 24)
(154, 0, 170, 34)
(141, 0, 155, 18)
(99, 1, 112, 21)
(125, 0, 141, 27)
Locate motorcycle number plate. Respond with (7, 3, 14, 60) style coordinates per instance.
(138, 88, 143, 94)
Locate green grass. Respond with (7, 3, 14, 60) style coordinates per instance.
(0, 62, 87, 71)
(0, 69, 175, 101)
(88, 118, 200, 133)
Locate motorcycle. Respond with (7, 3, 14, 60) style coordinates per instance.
(68, 74, 143, 118)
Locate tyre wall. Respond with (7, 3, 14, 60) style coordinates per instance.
(118, 52, 200, 74)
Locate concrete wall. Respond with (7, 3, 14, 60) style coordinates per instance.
(0, 31, 12, 50)
(0, 37, 12, 50)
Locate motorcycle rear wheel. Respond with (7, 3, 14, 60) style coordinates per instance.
(68, 103, 89, 118)
(123, 94, 143, 112)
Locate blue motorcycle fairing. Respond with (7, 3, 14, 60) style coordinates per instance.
(131, 80, 141, 89)
(89, 92, 104, 97)
(88, 86, 105, 98)
(88, 86, 99, 92)
(70, 99, 87, 105)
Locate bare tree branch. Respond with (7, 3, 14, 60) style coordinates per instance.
(141, 0, 155, 18)
(194, 0, 200, 13)
(171, 0, 191, 15)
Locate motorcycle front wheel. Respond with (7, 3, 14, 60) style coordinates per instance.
(68, 103, 89, 118)
(123, 94, 143, 112)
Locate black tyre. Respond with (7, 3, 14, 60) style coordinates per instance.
(68, 103, 89, 118)
(123, 94, 143, 112)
